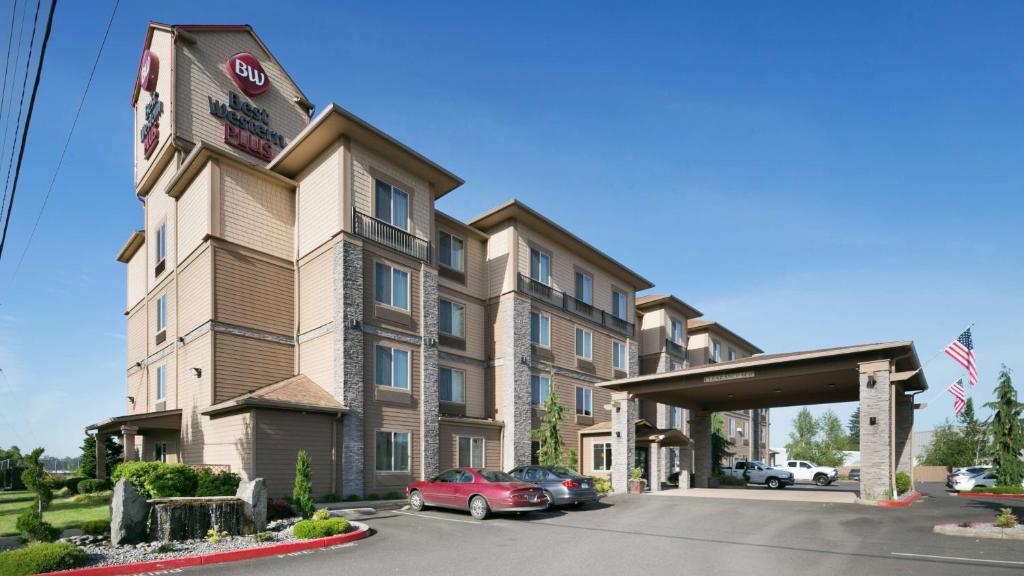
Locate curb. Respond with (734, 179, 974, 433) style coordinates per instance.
(43, 522, 370, 576)
(875, 491, 923, 507)
(956, 492, 1024, 499)
(934, 522, 1024, 540)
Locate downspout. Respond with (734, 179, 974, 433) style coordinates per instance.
(332, 412, 342, 496)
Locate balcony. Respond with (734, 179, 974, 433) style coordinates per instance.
(353, 210, 431, 262)
(516, 273, 635, 338)
(665, 339, 686, 358)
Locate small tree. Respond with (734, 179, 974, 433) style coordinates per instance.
(292, 450, 314, 519)
(566, 449, 578, 472)
(847, 407, 860, 445)
(986, 366, 1024, 487)
(957, 398, 989, 466)
(816, 411, 848, 468)
(711, 412, 734, 475)
(20, 448, 52, 517)
(77, 435, 123, 479)
(785, 408, 819, 461)
(531, 371, 565, 466)
(920, 422, 974, 469)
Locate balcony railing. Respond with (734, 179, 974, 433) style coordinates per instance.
(353, 210, 431, 262)
(665, 339, 686, 358)
(516, 273, 635, 337)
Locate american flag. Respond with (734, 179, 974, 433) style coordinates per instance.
(947, 378, 966, 416)
(944, 328, 977, 386)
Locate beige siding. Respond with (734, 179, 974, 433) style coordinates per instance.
(177, 246, 212, 335)
(178, 332, 212, 463)
(173, 29, 309, 165)
(127, 370, 146, 416)
(539, 310, 628, 381)
(438, 291, 485, 360)
(362, 248, 422, 335)
(364, 334, 421, 492)
(299, 333, 334, 391)
(126, 247, 146, 311)
(201, 412, 254, 480)
(149, 279, 176, 345)
(581, 434, 613, 479)
(296, 141, 341, 258)
(214, 247, 293, 335)
(484, 224, 515, 297)
(350, 143, 432, 244)
(126, 305, 146, 369)
(177, 163, 211, 260)
(146, 168, 178, 293)
(639, 309, 665, 358)
(254, 410, 336, 498)
(439, 361, 486, 419)
(147, 351, 176, 412)
(436, 221, 487, 300)
(219, 164, 294, 260)
(133, 28, 174, 185)
(213, 332, 294, 403)
(438, 422, 501, 469)
(298, 249, 333, 333)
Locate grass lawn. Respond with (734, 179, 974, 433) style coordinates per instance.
(0, 491, 110, 537)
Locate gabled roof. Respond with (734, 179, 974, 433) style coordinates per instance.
(436, 210, 489, 240)
(201, 375, 346, 416)
(468, 199, 655, 291)
(687, 319, 763, 354)
(116, 230, 145, 263)
(269, 103, 464, 198)
(635, 294, 702, 320)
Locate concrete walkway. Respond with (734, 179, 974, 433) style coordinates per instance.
(650, 487, 859, 504)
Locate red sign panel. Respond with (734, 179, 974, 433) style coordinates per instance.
(226, 53, 270, 97)
(139, 50, 159, 93)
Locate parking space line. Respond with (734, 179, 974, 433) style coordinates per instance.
(392, 510, 482, 524)
(891, 552, 1024, 566)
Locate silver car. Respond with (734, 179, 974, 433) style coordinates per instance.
(509, 465, 599, 507)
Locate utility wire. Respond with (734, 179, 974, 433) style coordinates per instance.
(0, 0, 29, 220)
(10, 0, 119, 281)
(0, 0, 56, 261)
(0, 1, 18, 123)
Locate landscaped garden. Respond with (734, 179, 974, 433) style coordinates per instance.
(0, 490, 109, 537)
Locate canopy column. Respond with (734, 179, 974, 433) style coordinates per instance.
(859, 359, 894, 500)
(690, 409, 711, 488)
(94, 433, 107, 480)
(895, 392, 915, 485)
(610, 391, 635, 494)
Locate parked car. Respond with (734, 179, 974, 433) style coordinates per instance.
(406, 468, 549, 520)
(946, 466, 992, 488)
(508, 465, 599, 507)
(848, 468, 861, 481)
(951, 470, 1024, 492)
(721, 461, 795, 489)
(779, 460, 839, 486)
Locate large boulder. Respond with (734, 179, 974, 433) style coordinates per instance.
(111, 478, 149, 546)
(235, 478, 267, 532)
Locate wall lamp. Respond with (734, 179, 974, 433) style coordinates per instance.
(126, 396, 135, 405)
(190, 367, 202, 378)
(348, 318, 360, 329)
(869, 416, 877, 426)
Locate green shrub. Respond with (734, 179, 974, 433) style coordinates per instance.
(54, 486, 71, 498)
(318, 493, 340, 503)
(292, 517, 350, 539)
(895, 472, 911, 496)
(71, 491, 112, 505)
(592, 477, 611, 494)
(76, 478, 111, 494)
(195, 468, 241, 497)
(111, 461, 165, 497)
(366, 493, 380, 501)
(0, 542, 85, 575)
(970, 486, 1024, 494)
(144, 464, 199, 498)
(383, 491, 403, 500)
(343, 494, 361, 502)
(267, 498, 294, 521)
(717, 474, 747, 486)
(995, 507, 1018, 529)
(80, 519, 111, 536)
(312, 508, 331, 521)
(16, 509, 61, 542)
(292, 451, 314, 519)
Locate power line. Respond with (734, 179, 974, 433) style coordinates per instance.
(0, 1, 18, 124)
(0, 0, 56, 262)
(10, 0, 120, 281)
(0, 0, 29, 220)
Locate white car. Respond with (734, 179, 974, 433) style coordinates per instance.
(947, 466, 991, 488)
(780, 460, 839, 486)
(952, 470, 1024, 492)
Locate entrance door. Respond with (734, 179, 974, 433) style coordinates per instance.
(635, 447, 650, 483)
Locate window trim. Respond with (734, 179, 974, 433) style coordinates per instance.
(575, 326, 593, 360)
(574, 268, 594, 305)
(373, 178, 411, 231)
(439, 298, 466, 339)
(612, 340, 626, 371)
(610, 287, 628, 321)
(437, 229, 465, 272)
(575, 386, 593, 416)
(670, 317, 684, 345)
(457, 435, 485, 468)
(712, 340, 722, 362)
(439, 366, 466, 404)
(155, 292, 167, 334)
(530, 373, 551, 406)
(374, 259, 412, 312)
(530, 311, 551, 348)
(593, 441, 612, 471)
(528, 245, 552, 286)
(374, 343, 412, 391)
(374, 429, 411, 473)
(155, 364, 167, 400)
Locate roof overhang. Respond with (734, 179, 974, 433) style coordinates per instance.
(116, 230, 145, 263)
(166, 142, 296, 200)
(600, 341, 926, 412)
(468, 199, 655, 290)
(636, 294, 703, 320)
(687, 319, 763, 354)
(85, 409, 182, 435)
(201, 398, 348, 417)
(269, 103, 464, 198)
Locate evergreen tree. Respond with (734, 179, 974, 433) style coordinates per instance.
(957, 398, 989, 465)
(77, 435, 123, 478)
(20, 448, 52, 516)
(531, 372, 565, 466)
(847, 407, 860, 447)
(985, 366, 1024, 487)
(711, 412, 734, 475)
(292, 450, 314, 519)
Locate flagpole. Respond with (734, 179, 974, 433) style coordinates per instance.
(917, 322, 975, 372)
(920, 372, 967, 409)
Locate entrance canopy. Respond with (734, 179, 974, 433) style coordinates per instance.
(599, 341, 927, 412)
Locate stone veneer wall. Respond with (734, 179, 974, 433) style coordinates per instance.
(859, 360, 893, 501)
(610, 392, 637, 493)
(335, 240, 364, 496)
(895, 390, 914, 482)
(690, 409, 711, 488)
(500, 293, 533, 469)
(419, 268, 440, 480)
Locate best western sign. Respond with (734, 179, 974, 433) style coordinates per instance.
(703, 371, 755, 383)
(138, 50, 162, 160)
(209, 53, 285, 161)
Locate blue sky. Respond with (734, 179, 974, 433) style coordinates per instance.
(0, 1, 1021, 457)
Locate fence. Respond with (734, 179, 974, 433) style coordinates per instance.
(913, 466, 949, 482)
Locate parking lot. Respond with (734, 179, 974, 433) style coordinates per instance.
(655, 481, 860, 503)
(181, 484, 1024, 576)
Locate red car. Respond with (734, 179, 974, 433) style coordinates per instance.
(406, 468, 549, 520)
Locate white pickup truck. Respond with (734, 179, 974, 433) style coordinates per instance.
(721, 461, 795, 489)
(779, 460, 840, 486)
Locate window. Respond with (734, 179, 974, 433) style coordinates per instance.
(787, 461, 797, 468)
(574, 271, 593, 304)
(669, 360, 680, 371)
(800, 462, 813, 469)
(529, 248, 550, 285)
(611, 290, 627, 320)
(438, 230, 464, 271)
(155, 222, 166, 264)
(439, 367, 465, 403)
(530, 311, 550, 347)
(575, 386, 593, 416)
(374, 180, 409, 231)
(530, 374, 550, 405)
(156, 292, 167, 333)
(156, 364, 167, 400)
(670, 407, 682, 429)
(375, 345, 410, 390)
(457, 436, 485, 468)
(593, 442, 612, 471)
(375, 431, 410, 472)
(374, 261, 410, 310)
(612, 341, 626, 371)
(439, 299, 465, 338)
(154, 442, 168, 463)
(575, 327, 593, 360)
(729, 348, 737, 361)
(670, 319, 683, 344)
(712, 340, 722, 362)
(728, 418, 736, 437)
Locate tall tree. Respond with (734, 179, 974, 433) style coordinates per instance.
(77, 435, 123, 478)
(847, 407, 860, 447)
(711, 412, 734, 475)
(957, 398, 989, 466)
(920, 422, 974, 468)
(785, 408, 819, 461)
(985, 366, 1024, 487)
(816, 411, 848, 468)
(531, 371, 565, 466)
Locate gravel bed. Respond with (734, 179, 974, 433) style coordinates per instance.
(933, 521, 1024, 541)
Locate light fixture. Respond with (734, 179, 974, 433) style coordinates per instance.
(190, 367, 202, 378)
(127, 396, 135, 405)
(866, 375, 876, 388)
(727, 393, 734, 398)
(869, 416, 877, 426)
(348, 318, 360, 329)
(774, 388, 782, 393)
